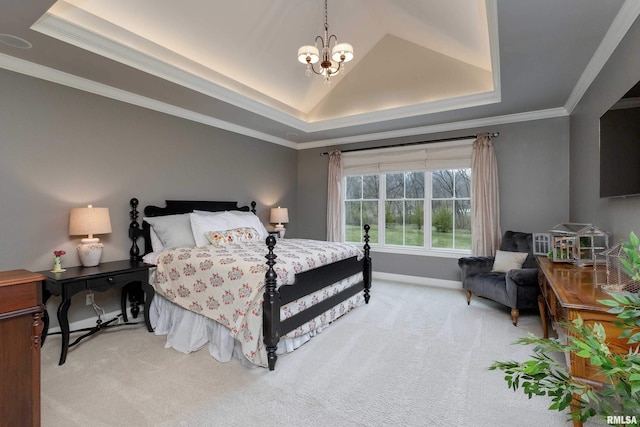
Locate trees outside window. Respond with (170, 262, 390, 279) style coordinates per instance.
(345, 169, 471, 251)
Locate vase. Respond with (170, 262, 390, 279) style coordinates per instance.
(52, 256, 62, 272)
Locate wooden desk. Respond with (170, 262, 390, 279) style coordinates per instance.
(537, 256, 631, 380)
(537, 256, 633, 426)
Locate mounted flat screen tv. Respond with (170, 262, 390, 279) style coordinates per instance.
(599, 80, 640, 198)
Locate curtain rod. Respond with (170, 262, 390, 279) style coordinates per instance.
(319, 132, 499, 156)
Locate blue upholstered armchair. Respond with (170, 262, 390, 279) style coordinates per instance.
(458, 231, 540, 326)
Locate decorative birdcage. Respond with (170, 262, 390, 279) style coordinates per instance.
(574, 225, 609, 267)
(552, 235, 576, 262)
(549, 223, 591, 263)
(602, 242, 640, 292)
(593, 257, 608, 287)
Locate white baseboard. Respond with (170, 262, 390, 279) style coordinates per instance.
(372, 271, 462, 290)
(46, 306, 142, 335)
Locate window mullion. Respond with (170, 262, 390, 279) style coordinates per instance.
(379, 174, 386, 245)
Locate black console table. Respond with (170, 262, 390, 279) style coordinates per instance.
(38, 260, 154, 365)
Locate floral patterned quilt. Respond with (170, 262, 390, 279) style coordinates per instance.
(152, 239, 364, 367)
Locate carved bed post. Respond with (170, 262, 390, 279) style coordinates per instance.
(263, 235, 280, 370)
(363, 224, 372, 303)
(129, 198, 142, 261)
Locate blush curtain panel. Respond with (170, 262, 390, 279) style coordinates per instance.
(327, 150, 344, 242)
(471, 133, 501, 256)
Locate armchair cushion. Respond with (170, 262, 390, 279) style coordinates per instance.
(492, 250, 528, 273)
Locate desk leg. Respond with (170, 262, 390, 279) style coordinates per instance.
(538, 294, 548, 338)
(41, 287, 51, 346)
(120, 287, 129, 323)
(141, 281, 155, 333)
(56, 296, 71, 365)
(42, 310, 49, 346)
(571, 393, 583, 427)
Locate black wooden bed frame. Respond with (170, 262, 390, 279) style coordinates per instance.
(128, 198, 372, 370)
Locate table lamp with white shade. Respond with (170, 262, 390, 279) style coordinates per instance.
(69, 205, 112, 267)
(270, 206, 289, 238)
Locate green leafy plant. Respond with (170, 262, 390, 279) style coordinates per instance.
(489, 233, 640, 425)
(489, 297, 640, 425)
(621, 231, 640, 283)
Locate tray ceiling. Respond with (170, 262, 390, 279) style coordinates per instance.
(0, 0, 635, 147)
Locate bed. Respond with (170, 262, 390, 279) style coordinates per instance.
(128, 198, 372, 370)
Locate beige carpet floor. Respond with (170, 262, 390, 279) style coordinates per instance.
(41, 280, 600, 426)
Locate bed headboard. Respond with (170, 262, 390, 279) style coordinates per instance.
(129, 198, 257, 260)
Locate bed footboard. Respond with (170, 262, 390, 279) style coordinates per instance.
(262, 225, 372, 371)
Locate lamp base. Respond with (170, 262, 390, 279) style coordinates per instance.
(77, 238, 104, 267)
(274, 224, 286, 238)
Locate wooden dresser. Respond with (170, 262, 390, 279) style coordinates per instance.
(0, 270, 45, 427)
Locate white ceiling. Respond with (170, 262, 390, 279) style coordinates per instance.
(0, 0, 638, 148)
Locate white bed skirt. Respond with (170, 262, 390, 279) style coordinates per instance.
(149, 289, 364, 367)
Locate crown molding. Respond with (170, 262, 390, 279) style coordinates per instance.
(0, 50, 568, 151)
(297, 107, 568, 150)
(32, 9, 307, 127)
(303, 89, 501, 133)
(0, 52, 297, 149)
(32, 2, 502, 134)
(564, 0, 640, 114)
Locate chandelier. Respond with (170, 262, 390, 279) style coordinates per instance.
(297, 0, 354, 85)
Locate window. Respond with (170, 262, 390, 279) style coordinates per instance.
(431, 169, 471, 250)
(344, 170, 471, 252)
(341, 141, 473, 254)
(345, 175, 379, 244)
(384, 172, 424, 247)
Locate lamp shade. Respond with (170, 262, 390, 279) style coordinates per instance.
(298, 45, 319, 64)
(69, 206, 112, 237)
(332, 43, 354, 62)
(270, 207, 289, 225)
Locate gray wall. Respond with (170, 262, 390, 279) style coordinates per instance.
(0, 69, 297, 327)
(570, 16, 640, 241)
(297, 117, 570, 281)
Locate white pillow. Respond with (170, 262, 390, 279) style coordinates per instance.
(143, 214, 195, 249)
(149, 226, 164, 252)
(193, 209, 225, 216)
(222, 211, 269, 239)
(142, 250, 163, 265)
(492, 250, 529, 273)
(189, 212, 230, 246)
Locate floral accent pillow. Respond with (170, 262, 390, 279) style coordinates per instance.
(205, 227, 260, 245)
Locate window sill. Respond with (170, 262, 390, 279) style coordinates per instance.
(369, 245, 470, 259)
